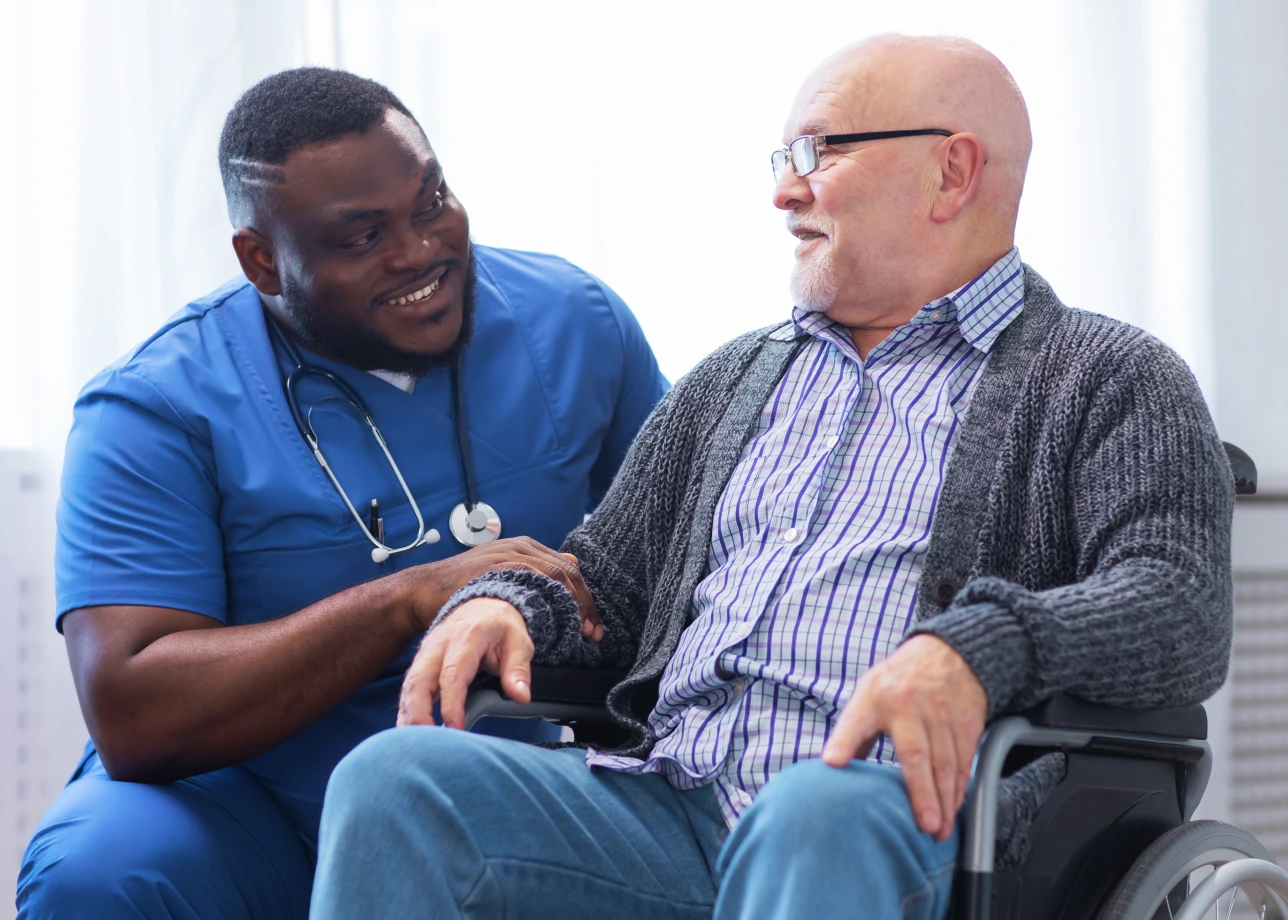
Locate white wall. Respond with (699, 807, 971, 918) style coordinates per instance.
(1189, 0, 1288, 847)
(1208, 0, 1288, 489)
(329, 0, 1217, 391)
(0, 0, 1228, 463)
(0, 453, 84, 898)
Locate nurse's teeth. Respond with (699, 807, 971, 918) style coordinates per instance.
(387, 277, 441, 306)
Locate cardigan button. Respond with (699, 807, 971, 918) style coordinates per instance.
(932, 577, 958, 608)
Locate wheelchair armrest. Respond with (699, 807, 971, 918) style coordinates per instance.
(1021, 694, 1207, 740)
(960, 699, 1213, 892)
(463, 666, 624, 730)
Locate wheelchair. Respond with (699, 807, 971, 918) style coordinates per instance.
(463, 443, 1287, 919)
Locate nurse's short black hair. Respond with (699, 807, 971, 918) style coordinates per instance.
(218, 67, 418, 226)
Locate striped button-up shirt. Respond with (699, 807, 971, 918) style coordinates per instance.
(587, 249, 1025, 826)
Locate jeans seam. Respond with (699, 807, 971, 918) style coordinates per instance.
(483, 857, 715, 911)
(898, 859, 956, 919)
(461, 861, 499, 918)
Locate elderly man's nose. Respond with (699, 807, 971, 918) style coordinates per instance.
(773, 168, 813, 211)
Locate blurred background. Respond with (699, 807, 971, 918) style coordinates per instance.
(0, 0, 1285, 898)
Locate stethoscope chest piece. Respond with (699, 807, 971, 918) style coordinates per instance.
(268, 313, 504, 562)
(450, 500, 501, 546)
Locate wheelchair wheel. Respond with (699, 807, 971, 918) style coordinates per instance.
(1097, 820, 1286, 919)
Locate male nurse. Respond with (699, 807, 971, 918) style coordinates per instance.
(16, 67, 666, 920)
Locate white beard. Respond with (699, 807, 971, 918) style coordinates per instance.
(789, 243, 839, 313)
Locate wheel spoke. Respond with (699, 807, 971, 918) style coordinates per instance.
(1222, 884, 1239, 920)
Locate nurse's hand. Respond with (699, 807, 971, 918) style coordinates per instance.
(406, 536, 601, 640)
(397, 597, 531, 729)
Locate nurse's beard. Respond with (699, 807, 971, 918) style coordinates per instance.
(281, 250, 478, 376)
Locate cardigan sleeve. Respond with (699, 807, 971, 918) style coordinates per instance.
(910, 336, 1234, 717)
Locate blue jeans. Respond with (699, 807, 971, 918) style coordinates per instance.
(311, 728, 960, 919)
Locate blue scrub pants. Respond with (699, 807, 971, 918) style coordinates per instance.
(16, 747, 312, 920)
(310, 728, 961, 919)
(16, 720, 559, 919)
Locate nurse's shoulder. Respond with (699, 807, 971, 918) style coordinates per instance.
(472, 245, 667, 503)
(473, 245, 649, 357)
(73, 278, 265, 438)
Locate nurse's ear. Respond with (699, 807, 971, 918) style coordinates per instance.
(231, 227, 283, 296)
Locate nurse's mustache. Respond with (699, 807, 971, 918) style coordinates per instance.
(373, 259, 462, 306)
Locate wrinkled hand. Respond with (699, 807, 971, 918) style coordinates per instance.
(822, 634, 987, 842)
(397, 597, 532, 729)
(405, 536, 601, 640)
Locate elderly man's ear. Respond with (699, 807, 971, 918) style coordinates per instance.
(929, 133, 988, 223)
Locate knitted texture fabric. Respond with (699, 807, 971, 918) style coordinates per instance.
(435, 265, 1234, 867)
(433, 570, 579, 660)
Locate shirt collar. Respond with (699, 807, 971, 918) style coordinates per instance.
(771, 248, 1025, 356)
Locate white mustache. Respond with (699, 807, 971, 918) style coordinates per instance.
(786, 217, 832, 237)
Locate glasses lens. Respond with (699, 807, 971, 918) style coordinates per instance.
(771, 149, 788, 182)
(790, 136, 817, 177)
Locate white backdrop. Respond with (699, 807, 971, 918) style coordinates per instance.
(0, 0, 1215, 466)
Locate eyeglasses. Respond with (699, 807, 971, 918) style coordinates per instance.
(771, 129, 953, 182)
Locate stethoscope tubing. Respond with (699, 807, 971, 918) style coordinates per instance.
(266, 315, 470, 560)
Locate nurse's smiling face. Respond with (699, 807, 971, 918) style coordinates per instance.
(235, 109, 473, 374)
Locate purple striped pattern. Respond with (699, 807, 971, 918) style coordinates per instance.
(587, 249, 1025, 826)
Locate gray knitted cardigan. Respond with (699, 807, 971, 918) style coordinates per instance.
(441, 266, 1234, 866)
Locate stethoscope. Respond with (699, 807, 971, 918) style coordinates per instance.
(266, 315, 502, 563)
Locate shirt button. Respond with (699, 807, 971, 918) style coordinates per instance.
(733, 623, 751, 640)
(929, 309, 944, 321)
(783, 527, 800, 544)
(825, 436, 840, 450)
(734, 680, 747, 694)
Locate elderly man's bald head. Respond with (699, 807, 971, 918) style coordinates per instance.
(775, 35, 1032, 352)
(800, 34, 1032, 219)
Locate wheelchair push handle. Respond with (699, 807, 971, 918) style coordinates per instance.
(1224, 441, 1257, 495)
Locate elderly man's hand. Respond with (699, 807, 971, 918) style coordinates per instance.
(822, 635, 987, 842)
(397, 597, 533, 730)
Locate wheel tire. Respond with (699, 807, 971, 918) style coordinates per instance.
(1098, 819, 1274, 920)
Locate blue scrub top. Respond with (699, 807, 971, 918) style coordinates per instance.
(56, 245, 667, 842)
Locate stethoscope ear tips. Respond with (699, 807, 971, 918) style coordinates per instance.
(370, 529, 439, 564)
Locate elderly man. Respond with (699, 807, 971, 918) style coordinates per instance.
(310, 35, 1232, 919)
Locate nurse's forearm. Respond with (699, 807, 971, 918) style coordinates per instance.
(63, 539, 595, 784)
(64, 573, 425, 783)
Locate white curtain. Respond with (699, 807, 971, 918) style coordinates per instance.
(0, 0, 1215, 467)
